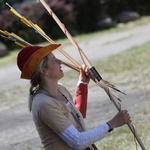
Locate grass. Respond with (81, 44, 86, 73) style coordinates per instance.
(94, 43, 150, 73)
(23, 146, 43, 150)
(0, 49, 18, 67)
(60, 41, 150, 91)
(0, 16, 150, 67)
(23, 106, 150, 150)
(95, 106, 150, 150)
(2, 40, 149, 150)
(0, 16, 150, 150)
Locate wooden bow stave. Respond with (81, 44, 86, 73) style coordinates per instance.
(39, 0, 146, 149)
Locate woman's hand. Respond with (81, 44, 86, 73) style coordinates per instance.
(107, 110, 132, 129)
(78, 65, 90, 84)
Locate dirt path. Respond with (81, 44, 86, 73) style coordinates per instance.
(0, 23, 150, 150)
(1, 23, 150, 92)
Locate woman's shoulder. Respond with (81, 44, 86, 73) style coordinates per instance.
(58, 82, 71, 94)
(33, 93, 67, 114)
(58, 82, 66, 89)
(34, 93, 55, 106)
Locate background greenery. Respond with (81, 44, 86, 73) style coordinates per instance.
(0, 3, 149, 149)
(0, 18, 150, 149)
(0, 0, 150, 49)
(20, 39, 150, 150)
(1, 15, 150, 67)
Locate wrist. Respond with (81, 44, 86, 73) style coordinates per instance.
(77, 80, 88, 86)
(106, 122, 113, 132)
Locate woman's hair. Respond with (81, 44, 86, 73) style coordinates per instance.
(28, 56, 48, 112)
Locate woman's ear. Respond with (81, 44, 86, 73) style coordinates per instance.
(40, 68, 47, 76)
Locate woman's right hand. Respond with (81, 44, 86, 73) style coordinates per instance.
(78, 65, 90, 84)
(107, 110, 131, 129)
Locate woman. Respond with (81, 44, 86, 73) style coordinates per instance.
(17, 44, 131, 150)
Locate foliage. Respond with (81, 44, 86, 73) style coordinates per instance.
(0, 23, 150, 148)
(1, 35, 150, 150)
(98, 0, 150, 18)
(95, 107, 150, 149)
(0, 0, 24, 10)
(0, 0, 150, 50)
(0, 0, 77, 49)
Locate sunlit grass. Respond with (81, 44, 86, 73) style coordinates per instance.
(95, 107, 150, 150)
(0, 49, 18, 67)
(22, 107, 150, 150)
(0, 16, 150, 68)
(23, 146, 43, 150)
(1, 41, 148, 150)
(0, 16, 150, 150)
(94, 42, 150, 74)
(60, 41, 150, 86)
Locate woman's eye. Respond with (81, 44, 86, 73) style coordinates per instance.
(55, 59, 57, 62)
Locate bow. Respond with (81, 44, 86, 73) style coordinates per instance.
(5, 2, 146, 149)
(38, 0, 146, 149)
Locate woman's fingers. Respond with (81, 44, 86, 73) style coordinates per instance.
(79, 65, 90, 83)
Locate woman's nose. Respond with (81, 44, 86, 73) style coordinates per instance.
(56, 59, 62, 65)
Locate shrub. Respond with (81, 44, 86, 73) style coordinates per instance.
(0, 0, 149, 50)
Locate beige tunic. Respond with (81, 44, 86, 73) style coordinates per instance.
(32, 83, 86, 150)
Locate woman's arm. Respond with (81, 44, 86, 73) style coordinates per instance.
(75, 83, 88, 118)
(75, 65, 90, 118)
(59, 123, 109, 150)
(59, 110, 131, 150)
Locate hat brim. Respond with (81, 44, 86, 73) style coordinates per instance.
(21, 44, 61, 79)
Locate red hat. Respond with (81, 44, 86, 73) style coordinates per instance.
(17, 44, 61, 80)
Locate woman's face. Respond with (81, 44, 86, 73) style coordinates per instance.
(42, 53, 64, 80)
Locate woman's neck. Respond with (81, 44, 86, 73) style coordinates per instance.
(40, 79, 59, 96)
(40, 81, 68, 103)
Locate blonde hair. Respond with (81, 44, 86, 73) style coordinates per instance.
(28, 56, 48, 112)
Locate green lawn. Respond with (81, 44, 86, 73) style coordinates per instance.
(95, 107, 150, 150)
(1, 16, 150, 150)
(0, 16, 150, 67)
(94, 42, 150, 73)
(21, 40, 150, 150)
